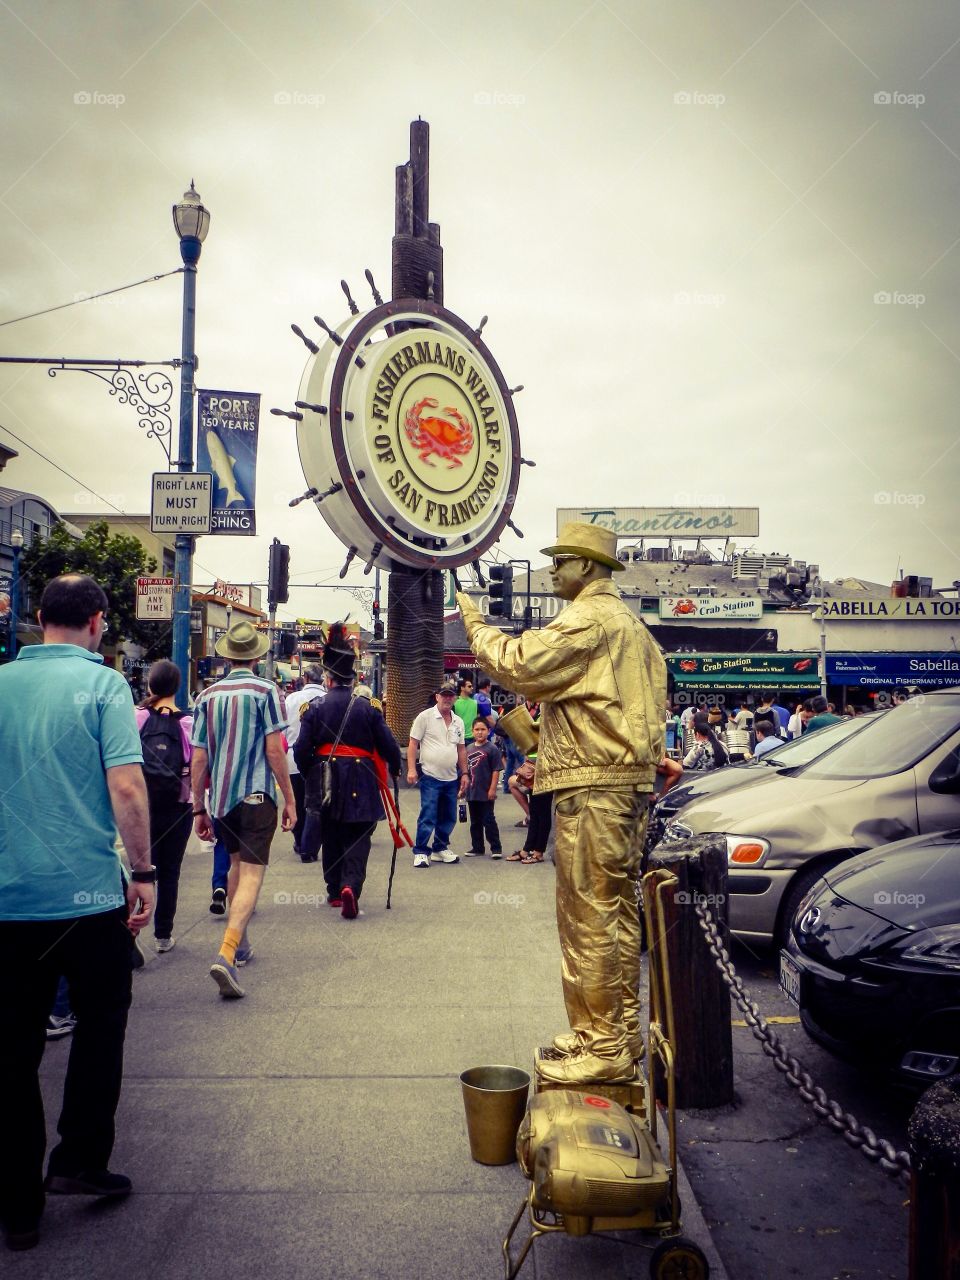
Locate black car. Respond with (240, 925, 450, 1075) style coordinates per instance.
(782, 828, 960, 1085)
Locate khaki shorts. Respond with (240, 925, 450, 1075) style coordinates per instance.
(215, 795, 278, 866)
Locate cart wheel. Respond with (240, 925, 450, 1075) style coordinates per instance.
(649, 1236, 710, 1280)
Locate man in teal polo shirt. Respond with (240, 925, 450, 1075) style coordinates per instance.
(0, 574, 153, 1251)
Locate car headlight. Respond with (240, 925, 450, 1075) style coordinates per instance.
(725, 835, 771, 867)
(896, 926, 960, 972)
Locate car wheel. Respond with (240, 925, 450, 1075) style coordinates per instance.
(776, 858, 845, 948)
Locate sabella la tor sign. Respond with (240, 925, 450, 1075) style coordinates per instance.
(294, 299, 523, 571)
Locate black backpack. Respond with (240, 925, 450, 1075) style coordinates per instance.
(140, 708, 185, 804)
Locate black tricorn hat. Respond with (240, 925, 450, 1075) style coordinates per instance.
(322, 622, 356, 682)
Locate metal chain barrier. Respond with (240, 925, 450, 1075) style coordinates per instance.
(695, 903, 912, 1183)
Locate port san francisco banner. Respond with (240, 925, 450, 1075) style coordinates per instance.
(196, 389, 260, 535)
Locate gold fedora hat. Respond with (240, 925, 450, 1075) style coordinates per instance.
(541, 521, 624, 572)
(498, 704, 541, 757)
(215, 619, 271, 662)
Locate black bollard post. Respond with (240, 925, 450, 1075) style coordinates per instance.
(907, 1077, 960, 1279)
(645, 835, 734, 1109)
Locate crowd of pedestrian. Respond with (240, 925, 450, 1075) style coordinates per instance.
(1, 566, 914, 1251)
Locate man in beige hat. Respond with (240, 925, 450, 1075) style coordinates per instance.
(458, 522, 666, 1084)
(191, 620, 296, 998)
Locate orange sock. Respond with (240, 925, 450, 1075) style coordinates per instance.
(220, 927, 242, 965)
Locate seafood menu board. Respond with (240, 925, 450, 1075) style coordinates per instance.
(196, 389, 261, 535)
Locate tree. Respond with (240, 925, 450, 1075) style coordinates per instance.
(21, 519, 172, 656)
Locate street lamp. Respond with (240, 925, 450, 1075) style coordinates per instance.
(813, 575, 828, 699)
(10, 527, 23, 660)
(170, 181, 211, 708)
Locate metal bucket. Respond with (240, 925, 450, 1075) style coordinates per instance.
(459, 1065, 531, 1165)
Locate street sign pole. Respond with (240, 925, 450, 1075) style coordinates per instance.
(172, 255, 198, 706)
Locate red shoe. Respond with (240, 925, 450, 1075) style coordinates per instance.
(340, 887, 358, 920)
(328, 895, 342, 908)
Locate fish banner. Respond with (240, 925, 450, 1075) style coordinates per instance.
(196, 389, 261, 535)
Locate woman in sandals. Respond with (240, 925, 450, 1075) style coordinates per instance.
(503, 727, 552, 864)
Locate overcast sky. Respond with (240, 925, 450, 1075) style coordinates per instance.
(1, 0, 958, 627)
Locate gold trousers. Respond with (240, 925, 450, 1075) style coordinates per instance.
(552, 786, 650, 1059)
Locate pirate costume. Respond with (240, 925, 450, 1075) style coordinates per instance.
(293, 624, 402, 918)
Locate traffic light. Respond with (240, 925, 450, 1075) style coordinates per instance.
(267, 539, 290, 606)
(279, 630, 298, 659)
(488, 564, 514, 619)
(372, 598, 384, 641)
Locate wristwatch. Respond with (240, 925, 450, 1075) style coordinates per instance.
(192, 809, 206, 817)
(130, 867, 157, 884)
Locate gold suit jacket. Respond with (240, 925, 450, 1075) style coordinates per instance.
(459, 580, 667, 793)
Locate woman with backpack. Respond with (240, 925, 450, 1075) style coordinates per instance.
(682, 712, 729, 772)
(135, 659, 193, 953)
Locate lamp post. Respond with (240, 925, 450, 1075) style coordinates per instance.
(10, 527, 23, 660)
(814, 575, 828, 700)
(171, 181, 211, 708)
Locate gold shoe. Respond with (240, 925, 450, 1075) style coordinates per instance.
(537, 1050, 636, 1086)
(552, 1031, 645, 1061)
(552, 1032, 581, 1055)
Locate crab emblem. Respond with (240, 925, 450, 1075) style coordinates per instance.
(672, 598, 697, 616)
(403, 397, 474, 468)
(679, 659, 698, 672)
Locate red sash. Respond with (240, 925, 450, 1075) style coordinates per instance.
(315, 743, 413, 849)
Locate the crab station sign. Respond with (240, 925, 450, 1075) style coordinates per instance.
(659, 596, 763, 620)
(296, 299, 521, 572)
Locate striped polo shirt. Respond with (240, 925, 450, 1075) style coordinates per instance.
(191, 668, 286, 817)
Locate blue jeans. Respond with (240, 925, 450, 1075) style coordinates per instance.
(211, 837, 230, 892)
(502, 742, 524, 793)
(51, 975, 71, 1018)
(414, 776, 459, 854)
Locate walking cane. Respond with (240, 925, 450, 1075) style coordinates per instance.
(386, 778, 401, 909)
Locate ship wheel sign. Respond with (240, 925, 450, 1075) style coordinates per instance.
(292, 298, 522, 572)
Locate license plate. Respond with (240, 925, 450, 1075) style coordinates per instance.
(779, 950, 801, 1007)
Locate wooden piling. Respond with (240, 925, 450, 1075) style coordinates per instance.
(646, 836, 735, 1109)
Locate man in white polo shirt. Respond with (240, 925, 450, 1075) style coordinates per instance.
(406, 682, 469, 868)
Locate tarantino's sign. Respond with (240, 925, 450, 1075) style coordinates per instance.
(558, 506, 760, 539)
(365, 331, 505, 534)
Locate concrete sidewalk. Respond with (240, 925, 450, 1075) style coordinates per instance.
(15, 789, 726, 1280)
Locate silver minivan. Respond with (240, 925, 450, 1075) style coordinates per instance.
(659, 689, 960, 944)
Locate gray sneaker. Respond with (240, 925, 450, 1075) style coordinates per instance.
(210, 954, 245, 998)
(430, 849, 459, 864)
(155, 937, 175, 954)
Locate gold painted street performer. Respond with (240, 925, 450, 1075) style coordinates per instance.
(457, 522, 667, 1084)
